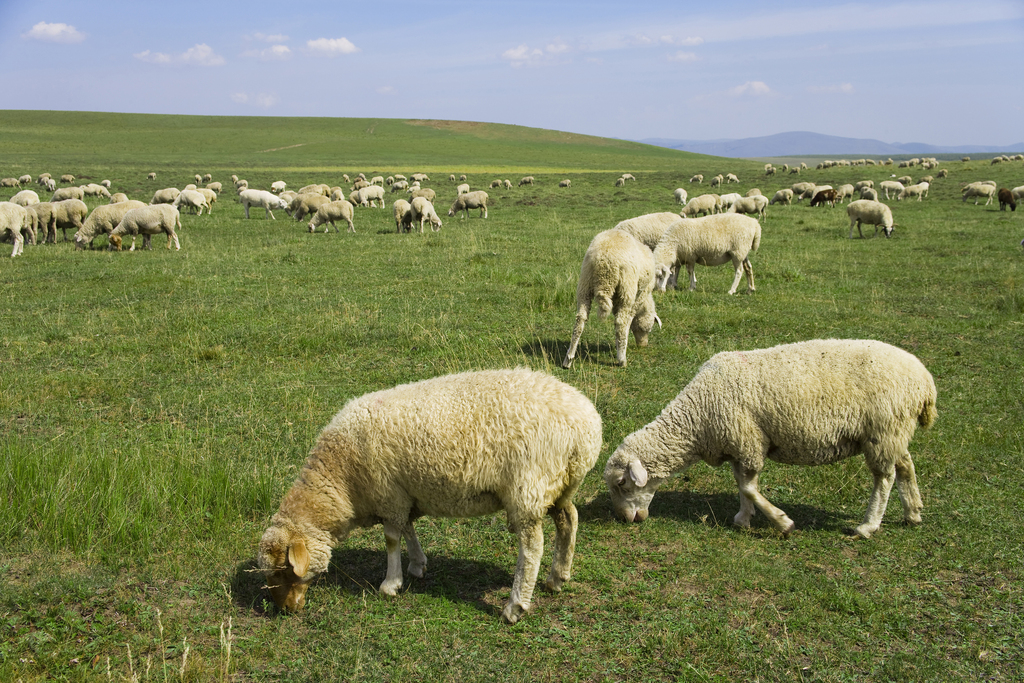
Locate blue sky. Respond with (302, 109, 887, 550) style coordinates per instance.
(2, 0, 1022, 146)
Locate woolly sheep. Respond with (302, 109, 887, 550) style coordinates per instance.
(203, 173, 212, 183)
(10, 190, 40, 206)
(709, 174, 724, 188)
(100, 180, 111, 189)
(490, 180, 502, 188)
(562, 229, 660, 368)
(240, 189, 290, 219)
(727, 195, 768, 220)
(559, 179, 572, 188)
(197, 188, 218, 213)
(392, 174, 405, 182)
(357, 185, 386, 208)
(370, 176, 385, 186)
(448, 190, 489, 219)
(897, 175, 914, 186)
(43, 178, 56, 192)
(603, 339, 936, 539)
(456, 183, 471, 195)
(745, 188, 762, 198)
(51, 186, 85, 203)
(835, 184, 855, 203)
(392, 199, 412, 233)
(24, 203, 54, 243)
(769, 189, 794, 205)
(386, 176, 394, 186)
(718, 192, 742, 210)
(150, 188, 181, 205)
(680, 194, 718, 218)
(408, 188, 437, 204)
(391, 180, 409, 192)
(518, 176, 535, 187)
(289, 193, 331, 221)
(459, 174, 467, 182)
(257, 368, 602, 623)
(60, 174, 75, 184)
(880, 181, 904, 200)
(410, 173, 430, 182)
(503, 179, 513, 190)
(108, 204, 182, 251)
(271, 181, 287, 194)
(725, 173, 739, 184)
(172, 189, 211, 215)
(18, 174, 32, 185)
(194, 174, 202, 184)
(1011, 186, 1024, 202)
(47, 198, 89, 242)
(847, 199, 894, 238)
(74, 200, 146, 249)
(860, 187, 879, 201)
(308, 200, 356, 233)
(652, 214, 761, 295)
(37, 173, 51, 184)
(410, 196, 443, 232)
(690, 174, 703, 184)
(961, 183, 996, 205)
(802, 184, 831, 201)
(2, 177, 22, 188)
(615, 177, 626, 187)
(148, 172, 157, 180)
(765, 165, 776, 176)
(673, 188, 688, 205)
(936, 169, 949, 178)
(621, 173, 636, 182)
(898, 182, 929, 201)
(791, 182, 815, 200)
(998, 188, 1016, 212)
(0, 202, 32, 256)
(612, 212, 682, 251)
(854, 180, 874, 192)
(183, 184, 198, 191)
(279, 191, 298, 205)
(302, 183, 332, 196)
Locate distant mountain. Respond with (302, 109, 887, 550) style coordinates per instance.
(639, 131, 1024, 158)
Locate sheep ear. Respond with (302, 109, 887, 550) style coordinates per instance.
(288, 539, 310, 578)
(627, 460, 649, 487)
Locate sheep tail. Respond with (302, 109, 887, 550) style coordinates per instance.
(594, 292, 614, 319)
(751, 229, 761, 253)
(918, 394, 937, 429)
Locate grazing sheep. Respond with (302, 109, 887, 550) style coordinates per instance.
(652, 214, 761, 295)
(194, 174, 202, 184)
(727, 195, 768, 220)
(961, 183, 997, 205)
(503, 179, 513, 190)
(392, 199, 412, 232)
(356, 185, 386, 208)
(50, 186, 85, 203)
(998, 188, 1017, 211)
(60, 174, 75, 184)
(206, 182, 222, 193)
(410, 197, 443, 232)
(74, 200, 147, 249)
(203, 173, 212, 183)
(150, 188, 181, 205)
(854, 180, 874, 193)
(709, 174, 724, 188)
(518, 176, 535, 187)
(615, 177, 626, 188)
(43, 178, 56, 192)
(391, 180, 409, 192)
(680, 194, 719, 218)
(23, 203, 54, 243)
(718, 193, 742, 211)
(0, 202, 32, 256)
(621, 173, 636, 182)
(789, 166, 800, 174)
(936, 169, 949, 178)
(559, 179, 572, 188)
(490, 179, 502, 188)
(880, 181, 905, 200)
(370, 176, 385, 186)
(147, 172, 157, 180)
(308, 200, 356, 233)
(689, 174, 703, 184)
(289, 193, 331, 222)
(810, 189, 838, 207)
(847, 199, 894, 238)
(257, 368, 602, 624)
(448, 191, 489, 219)
(456, 183, 471, 195)
(898, 182, 930, 201)
(745, 188, 763, 197)
(173, 189, 211, 215)
(1011, 186, 1024, 202)
(410, 173, 430, 182)
(673, 188, 688, 205)
(613, 212, 682, 251)
(897, 175, 914, 186)
(37, 173, 51, 185)
(449, 174, 456, 182)
(108, 204, 182, 251)
(240, 189, 290, 219)
(769, 189, 793, 206)
(725, 173, 739, 184)
(791, 182, 815, 200)
(47, 198, 89, 242)
(234, 180, 248, 192)
(100, 180, 111, 189)
(459, 174, 467, 182)
(603, 339, 936, 539)
(835, 184, 855, 203)
(562, 229, 660, 368)
(765, 164, 776, 176)
(196, 188, 217, 213)
(10, 190, 40, 207)
(271, 181, 287, 194)
(408, 188, 436, 204)
(18, 174, 32, 185)
(860, 187, 879, 201)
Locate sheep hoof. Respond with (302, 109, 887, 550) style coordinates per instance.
(501, 602, 527, 624)
(408, 563, 426, 579)
(851, 524, 875, 539)
(379, 579, 402, 596)
(781, 520, 796, 539)
(545, 574, 567, 593)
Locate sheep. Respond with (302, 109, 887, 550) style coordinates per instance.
(503, 179, 513, 190)
(835, 184, 855, 203)
(231, 175, 239, 182)
(342, 174, 351, 182)
(234, 179, 248, 192)
(725, 173, 739, 184)
(386, 176, 394, 186)
(689, 174, 703, 184)
(897, 175, 914, 186)
(769, 189, 793, 206)
(518, 176, 535, 187)
(10, 190, 40, 207)
(745, 188, 763, 197)
(60, 174, 75, 184)
(490, 179, 502, 188)
(615, 177, 626, 187)
(17, 174, 32, 185)
(73, 200, 147, 249)
(612, 212, 682, 251)
(801, 184, 831, 201)
(150, 188, 180, 205)
(1, 177, 21, 188)
(603, 339, 936, 539)
(410, 173, 430, 182)
(718, 192, 742, 210)
(43, 178, 56, 192)
(0, 202, 32, 256)
(847, 199, 894, 238)
(1011, 185, 1024, 202)
(279, 191, 298, 205)
(308, 200, 356, 233)
(727, 195, 768, 220)
(288, 193, 331, 222)
(448, 190, 489, 219)
(100, 180, 111, 189)
(880, 181, 904, 200)
(448, 174, 456, 182)
(791, 182, 815, 200)
(108, 204, 181, 251)
(37, 173, 51, 185)
(357, 185, 386, 208)
(147, 172, 157, 180)
(789, 166, 801, 174)
(679, 194, 718, 218)
(459, 174, 467, 182)
(998, 188, 1017, 212)
(24, 203, 55, 243)
(197, 188, 218, 213)
(860, 187, 879, 201)
(559, 179, 572, 188)
(370, 176, 385, 186)
(621, 173, 636, 181)
(709, 174, 724, 188)
(392, 174, 405, 182)
(392, 199, 412, 232)
(919, 175, 934, 185)
(456, 183, 471, 195)
(194, 174, 202, 184)
(301, 183, 332, 196)
(172, 189, 210, 215)
(257, 368, 602, 623)
(961, 183, 997, 205)
(183, 184, 198, 191)
(562, 229, 660, 368)
(410, 196, 443, 232)
(51, 186, 85, 203)
(391, 180, 410, 193)
(203, 173, 212, 183)
(47, 198, 89, 242)
(271, 181, 287, 194)
(673, 188, 688, 205)
(765, 164, 776, 176)
(898, 182, 929, 201)
(854, 180, 874, 192)
(810, 188, 838, 207)
(652, 213, 761, 295)
(240, 189, 290, 219)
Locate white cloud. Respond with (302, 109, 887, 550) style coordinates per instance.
(546, 42, 569, 54)
(24, 21, 85, 44)
(677, 36, 704, 47)
(242, 44, 291, 61)
(668, 51, 699, 62)
(808, 82, 854, 94)
(306, 37, 359, 55)
(729, 81, 772, 97)
(231, 93, 248, 104)
(135, 43, 224, 66)
(255, 93, 279, 108)
(231, 92, 278, 108)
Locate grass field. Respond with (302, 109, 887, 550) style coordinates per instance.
(1, 111, 1022, 682)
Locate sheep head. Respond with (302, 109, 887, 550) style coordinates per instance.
(603, 448, 662, 523)
(258, 525, 315, 613)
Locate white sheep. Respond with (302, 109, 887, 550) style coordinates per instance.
(847, 199, 894, 238)
(490, 179, 502, 188)
(43, 178, 56, 192)
(689, 174, 703, 184)
(880, 181, 904, 200)
(1, 177, 21, 188)
(173, 189, 211, 215)
(621, 173, 636, 181)
(559, 179, 572, 188)
(456, 183, 471, 195)
(18, 174, 32, 185)
(709, 174, 724, 188)
(194, 174, 202, 184)
(203, 173, 212, 183)
(615, 177, 626, 187)
(898, 182, 929, 201)
(679, 194, 719, 218)
(150, 188, 180, 205)
(653, 214, 760, 295)
(860, 187, 879, 201)
(197, 188, 217, 213)
(74, 200, 147, 249)
(745, 188, 762, 198)
(410, 196, 443, 232)
(288, 193, 331, 222)
(518, 176, 534, 186)
(718, 192, 742, 210)
(727, 195, 768, 220)
(562, 229, 660, 368)
(448, 191, 489, 219)
(45, 198, 89, 242)
(791, 182, 815, 200)
(271, 181, 287, 194)
(108, 204, 182, 251)
(206, 182, 223, 193)
(10, 190, 40, 207)
(257, 368, 602, 624)
(50, 186, 85, 203)
(100, 180, 111, 189)
(308, 200, 356, 233)
(603, 339, 936, 539)
(357, 185, 386, 208)
(1011, 185, 1024, 202)
(673, 188, 688, 205)
(391, 180, 409, 192)
(410, 173, 430, 182)
(961, 183, 996, 205)
(769, 189, 793, 206)
(240, 189, 290, 219)
(59, 174, 75, 184)
(725, 173, 739, 184)
(613, 212, 681, 251)
(393, 199, 412, 233)
(835, 184, 855, 203)
(370, 176, 385, 186)
(0, 202, 32, 256)
(503, 179, 513, 190)
(147, 172, 157, 180)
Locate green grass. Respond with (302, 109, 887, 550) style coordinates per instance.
(1, 111, 1023, 681)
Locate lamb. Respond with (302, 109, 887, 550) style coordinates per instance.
(961, 183, 996, 205)
(689, 174, 703, 184)
(518, 176, 535, 186)
(448, 190, 489, 219)
(43, 178, 56, 192)
(709, 174, 724, 188)
(562, 229, 660, 368)
(449, 174, 456, 182)
(652, 213, 761, 295)
(727, 195, 768, 220)
(898, 182, 929, 201)
(559, 179, 572, 188)
(673, 188, 688, 205)
(503, 179, 513, 190)
(150, 188, 181, 205)
(410, 196, 443, 232)
(147, 172, 157, 180)
(835, 184, 855, 203)
(205, 181, 222, 194)
(490, 179, 502, 188)
(50, 186, 85, 202)
(998, 188, 1017, 211)
(108, 204, 182, 251)
(621, 173, 636, 181)
(456, 183, 471, 195)
(73, 200, 147, 249)
(47, 198, 89, 242)
(769, 189, 794, 206)
(612, 212, 682, 251)
(356, 185, 386, 208)
(847, 199, 894, 238)
(603, 339, 936, 539)
(392, 199, 412, 232)
(271, 181, 287, 194)
(0, 202, 32, 256)
(257, 368, 601, 623)
(615, 177, 626, 187)
(288, 193, 331, 222)
(679, 194, 718, 217)
(308, 200, 356, 233)
(240, 189, 290, 219)
(10, 190, 40, 206)
(370, 176, 385, 186)
(810, 188, 838, 207)
(194, 174, 202, 184)
(173, 189, 211, 215)
(880, 181, 905, 200)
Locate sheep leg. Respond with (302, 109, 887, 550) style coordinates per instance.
(347, 218, 355, 233)
(502, 519, 544, 624)
(613, 306, 634, 366)
(379, 522, 406, 595)
(562, 301, 590, 368)
(742, 258, 755, 293)
(167, 228, 180, 251)
(894, 451, 923, 526)
(731, 462, 796, 536)
(546, 503, 578, 592)
(726, 258, 744, 295)
(855, 466, 896, 539)
(403, 526, 428, 578)
(686, 263, 697, 291)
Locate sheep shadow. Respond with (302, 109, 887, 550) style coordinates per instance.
(519, 338, 625, 368)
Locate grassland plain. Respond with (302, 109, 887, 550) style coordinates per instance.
(0, 111, 1022, 682)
